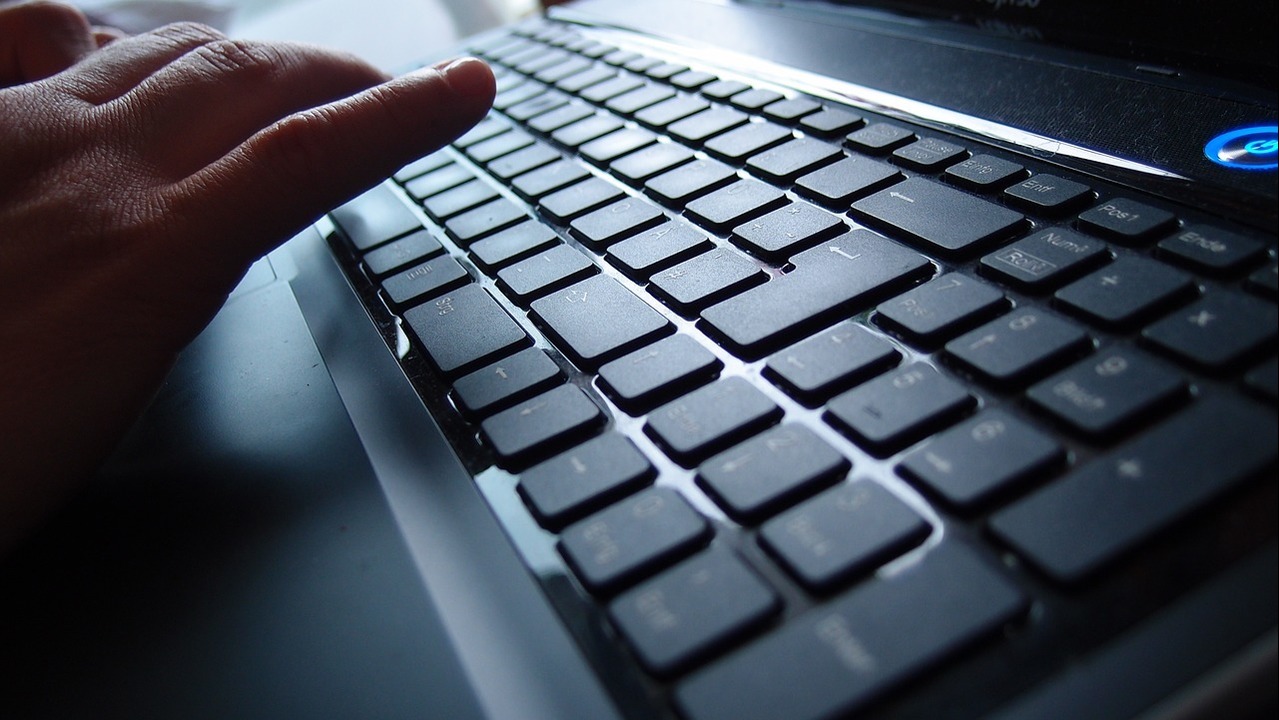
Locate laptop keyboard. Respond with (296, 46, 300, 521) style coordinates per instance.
(326, 19, 1277, 720)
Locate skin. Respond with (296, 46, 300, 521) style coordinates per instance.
(0, 1, 496, 553)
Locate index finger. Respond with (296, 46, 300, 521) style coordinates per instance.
(167, 57, 495, 271)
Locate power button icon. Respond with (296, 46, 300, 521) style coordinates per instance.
(1204, 126, 1278, 170)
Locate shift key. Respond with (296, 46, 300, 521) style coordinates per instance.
(701, 230, 931, 358)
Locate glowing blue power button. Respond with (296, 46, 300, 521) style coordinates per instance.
(1205, 126, 1278, 170)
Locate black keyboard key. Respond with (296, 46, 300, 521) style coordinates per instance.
(704, 122, 793, 163)
(511, 159, 592, 199)
(606, 84, 676, 115)
(403, 285, 529, 376)
(579, 127, 658, 165)
(469, 220, 559, 271)
(363, 229, 444, 276)
(610, 547, 780, 676)
(623, 56, 663, 73)
(1142, 290, 1279, 371)
(488, 142, 560, 181)
(978, 227, 1109, 291)
(519, 433, 654, 529)
(570, 197, 665, 248)
(899, 409, 1063, 511)
(423, 179, 499, 220)
(762, 481, 927, 591)
(393, 151, 452, 183)
(531, 274, 672, 368)
(1157, 224, 1266, 276)
(331, 184, 422, 251)
(943, 153, 1026, 190)
(730, 201, 844, 261)
(729, 88, 784, 111)
(945, 307, 1091, 386)
(746, 138, 842, 184)
(1027, 348, 1187, 438)
(701, 231, 932, 358)
(685, 179, 787, 232)
(700, 79, 750, 99)
(668, 107, 750, 145)
(851, 177, 1025, 256)
(560, 487, 711, 593)
(580, 74, 646, 103)
(598, 334, 723, 413)
(381, 255, 470, 307)
(535, 56, 592, 84)
(506, 90, 570, 121)
(551, 114, 626, 148)
(845, 122, 914, 153)
(606, 221, 712, 280)
(611, 142, 696, 185)
(539, 177, 626, 222)
(1248, 260, 1278, 299)
(497, 244, 597, 304)
(764, 321, 899, 405)
(1244, 356, 1278, 403)
(1054, 256, 1196, 328)
(646, 62, 689, 81)
(556, 65, 617, 94)
(1077, 198, 1176, 243)
(990, 395, 1277, 583)
(699, 424, 849, 522)
(1003, 173, 1093, 214)
(794, 156, 901, 207)
(891, 137, 966, 171)
(762, 97, 822, 123)
(452, 347, 563, 417)
(634, 96, 712, 129)
(481, 384, 604, 467)
(403, 163, 474, 200)
(465, 129, 534, 164)
(798, 107, 862, 137)
(876, 273, 1007, 344)
(826, 364, 975, 456)
(670, 70, 717, 90)
(676, 544, 1026, 720)
(527, 102, 595, 133)
(649, 248, 767, 314)
(644, 158, 738, 206)
(443, 198, 527, 245)
(454, 116, 511, 147)
(646, 377, 782, 466)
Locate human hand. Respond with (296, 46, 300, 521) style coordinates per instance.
(0, 1, 495, 552)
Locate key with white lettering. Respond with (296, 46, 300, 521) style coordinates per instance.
(699, 424, 850, 522)
(978, 227, 1109, 291)
(403, 284, 530, 377)
(825, 364, 975, 456)
(761, 481, 927, 591)
(675, 544, 1026, 720)
(989, 395, 1277, 583)
(519, 433, 654, 529)
(899, 409, 1063, 511)
(560, 487, 711, 594)
(851, 177, 1025, 256)
(480, 384, 604, 467)
(701, 230, 931, 359)
(609, 546, 779, 676)
(1026, 347, 1187, 439)
(945, 308, 1092, 387)
(530, 274, 672, 369)
(763, 321, 899, 406)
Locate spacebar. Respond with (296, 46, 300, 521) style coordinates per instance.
(989, 395, 1278, 584)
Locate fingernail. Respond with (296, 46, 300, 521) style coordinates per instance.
(437, 57, 495, 99)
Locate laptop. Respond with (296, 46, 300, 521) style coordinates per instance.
(2, 1, 1275, 719)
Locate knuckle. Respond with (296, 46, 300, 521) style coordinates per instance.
(8, 1, 88, 32)
(188, 39, 282, 82)
(148, 20, 225, 48)
(256, 107, 339, 187)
